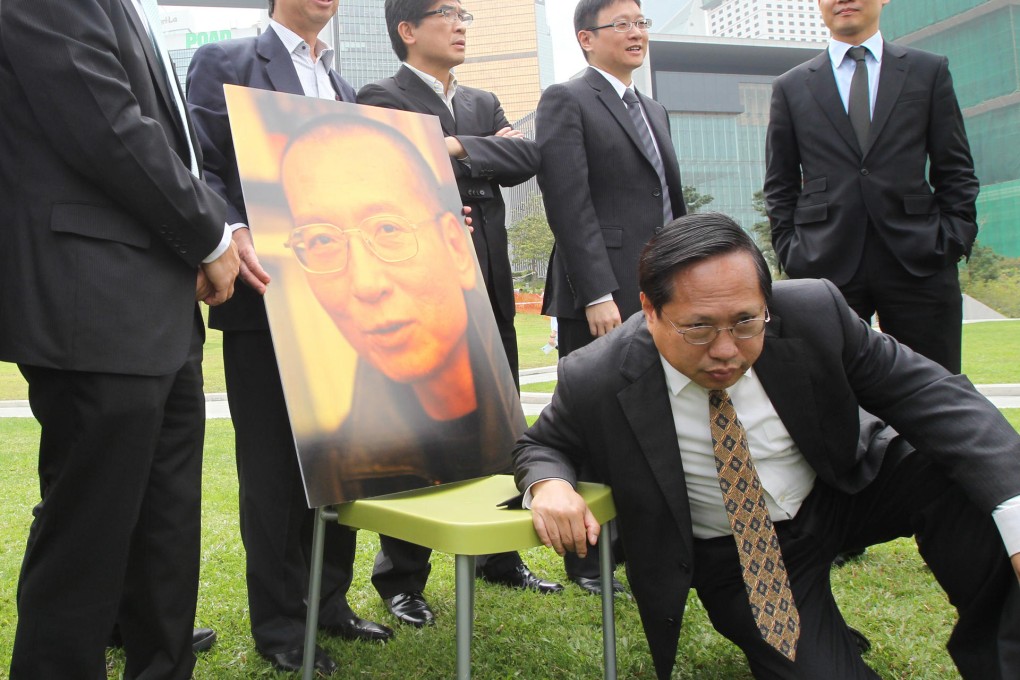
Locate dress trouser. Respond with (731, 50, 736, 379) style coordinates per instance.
(556, 315, 621, 579)
(11, 319, 205, 680)
(691, 436, 1019, 680)
(224, 330, 358, 654)
(839, 223, 963, 374)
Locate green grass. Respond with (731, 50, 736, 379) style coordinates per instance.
(515, 313, 558, 371)
(522, 380, 557, 393)
(2, 411, 1018, 678)
(962, 320, 1020, 384)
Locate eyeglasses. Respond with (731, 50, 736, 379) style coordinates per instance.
(285, 214, 439, 274)
(663, 308, 770, 345)
(422, 6, 474, 27)
(584, 18, 653, 33)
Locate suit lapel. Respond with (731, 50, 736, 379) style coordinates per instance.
(452, 89, 476, 133)
(617, 324, 694, 558)
(119, 0, 178, 131)
(753, 316, 836, 481)
(585, 68, 657, 168)
(396, 67, 456, 134)
(867, 42, 909, 159)
(805, 50, 862, 156)
(259, 29, 304, 96)
(330, 72, 354, 103)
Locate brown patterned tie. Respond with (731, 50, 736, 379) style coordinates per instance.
(709, 389, 800, 661)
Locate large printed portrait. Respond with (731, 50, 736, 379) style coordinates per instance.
(225, 86, 524, 507)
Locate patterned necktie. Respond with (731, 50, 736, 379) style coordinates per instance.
(847, 46, 871, 152)
(709, 389, 800, 661)
(621, 88, 673, 224)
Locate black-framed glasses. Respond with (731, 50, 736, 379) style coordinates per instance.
(663, 308, 770, 345)
(285, 214, 442, 274)
(584, 18, 653, 33)
(422, 6, 474, 26)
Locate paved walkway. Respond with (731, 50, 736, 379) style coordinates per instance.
(2, 367, 1018, 419)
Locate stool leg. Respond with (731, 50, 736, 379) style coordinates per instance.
(455, 554, 476, 680)
(302, 507, 328, 680)
(599, 520, 617, 680)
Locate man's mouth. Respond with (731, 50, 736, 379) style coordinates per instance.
(365, 320, 412, 337)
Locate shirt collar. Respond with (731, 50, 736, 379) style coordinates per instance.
(658, 353, 754, 397)
(590, 66, 632, 100)
(401, 62, 458, 99)
(828, 30, 884, 67)
(270, 19, 335, 70)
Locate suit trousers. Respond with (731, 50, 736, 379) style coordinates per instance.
(691, 437, 1019, 680)
(11, 319, 205, 680)
(556, 316, 622, 579)
(839, 225, 963, 374)
(223, 330, 358, 653)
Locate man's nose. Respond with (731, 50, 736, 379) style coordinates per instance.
(345, 237, 388, 301)
(706, 328, 739, 359)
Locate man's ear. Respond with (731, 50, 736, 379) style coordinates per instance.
(640, 292, 656, 324)
(439, 212, 477, 290)
(397, 21, 417, 49)
(577, 29, 594, 56)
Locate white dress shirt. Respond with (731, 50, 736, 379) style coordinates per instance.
(268, 20, 338, 102)
(401, 62, 459, 117)
(828, 31, 884, 118)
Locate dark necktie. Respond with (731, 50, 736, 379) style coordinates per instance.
(621, 88, 673, 224)
(709, 389, 800, 661)
(847, 46, 871, 152)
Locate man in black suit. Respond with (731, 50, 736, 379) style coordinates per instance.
(355, 0, 562, 629)
(514, 213, 1020, 680)
(535, 0, 686, 593)
(764, 0, 978, 375)
(0, 0, 240, 677)
(186, 0, 391, 673)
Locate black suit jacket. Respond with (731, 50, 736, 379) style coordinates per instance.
(764, 43, 979, 285)
(513, 278, 1020, 678)
(357, 66, 539, 323)
(537, 68, 686, 320)
(186, 27, 357, 332)
(0, 0, 226, 375)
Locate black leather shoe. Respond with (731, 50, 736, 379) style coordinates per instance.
(260, 645, 338, 675)
(192, 627, 216, 653)
(321, 614, 394, 642)
(569, 575, 626, 596)
(383, 591, 435, 627)
(479, 564, 564, 594)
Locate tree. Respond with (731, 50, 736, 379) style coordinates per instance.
(751, 190, 781, 278)
(683, 185, 714, 214)
(507, 196, 555, 289)
(962, 241, 1005, 284)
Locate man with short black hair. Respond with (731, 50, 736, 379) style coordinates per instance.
(515, 212, 1020, 680)
(187, 0, 391, 674)
(357, 0, 562, 629)
(534, 0, 687, 594)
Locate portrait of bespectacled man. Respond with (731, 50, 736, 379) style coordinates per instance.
(225, 86, 523, 507)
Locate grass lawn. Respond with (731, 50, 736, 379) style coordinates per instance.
(4, 411, 1019, 678)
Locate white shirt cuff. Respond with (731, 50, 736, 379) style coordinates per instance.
(202, 223, 233, 263)
(992, 494, 1020, 556)
(522, 477, 571, 509)
(587, 294, 613, 307)
(229, 222, 249, 233)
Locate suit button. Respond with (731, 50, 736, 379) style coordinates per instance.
(652, 189, 661, 197)
(860, 168, 869, 176)
(665, 617, 680, 627)
(679, 562, 690, 573)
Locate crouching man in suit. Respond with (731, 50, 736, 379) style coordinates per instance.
(513, 212, 1020, 679)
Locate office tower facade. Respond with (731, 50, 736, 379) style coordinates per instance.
(702, 0, 830, 42)
(333, 0, 399, 91)
(884, 0, 1020, 257)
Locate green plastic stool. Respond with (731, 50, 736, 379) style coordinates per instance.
(302, 474, 618, 680)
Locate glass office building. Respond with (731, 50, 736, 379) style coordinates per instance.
(637, 36, 823, 233)
(883, 1, 1020, 257)
(334, 0, 399, 91)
